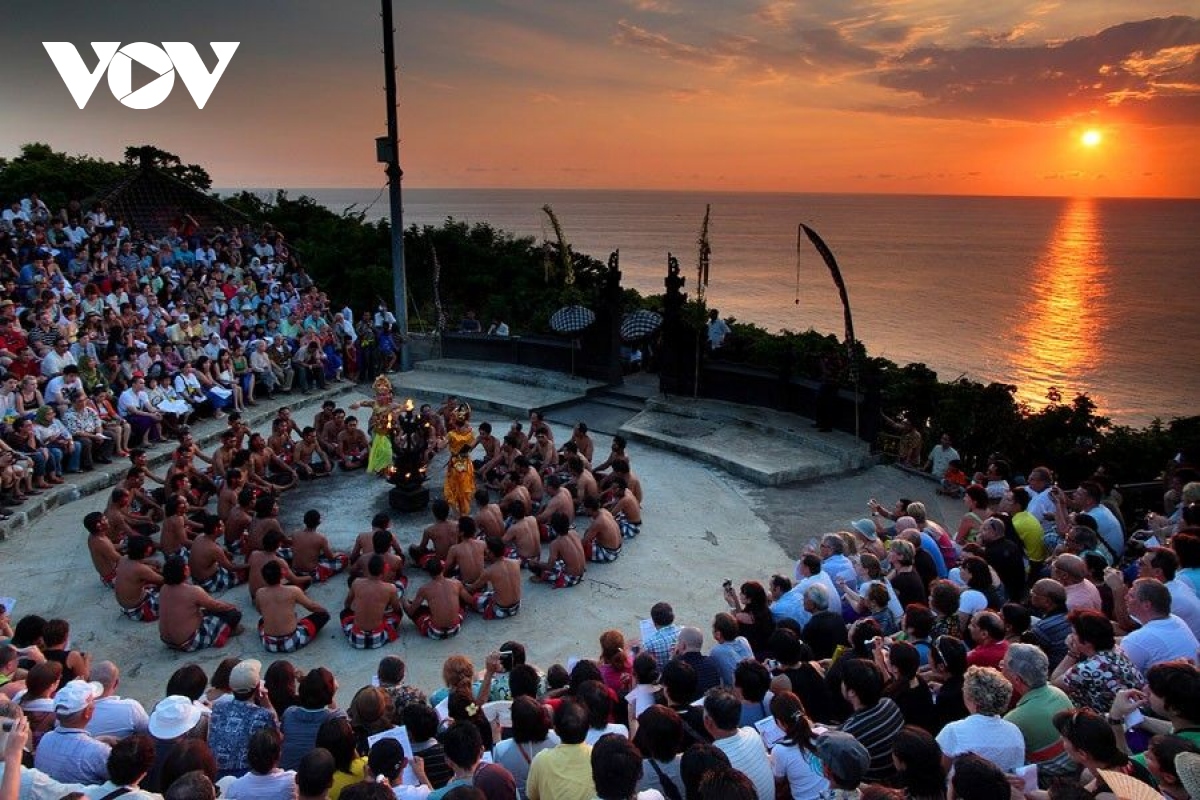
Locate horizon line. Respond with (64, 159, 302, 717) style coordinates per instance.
(212, 186, 1200, 202)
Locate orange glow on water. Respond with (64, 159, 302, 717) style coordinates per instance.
(1012, 197, 1109, 410)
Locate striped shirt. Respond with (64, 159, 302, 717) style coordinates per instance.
(841, 698, 905, 784)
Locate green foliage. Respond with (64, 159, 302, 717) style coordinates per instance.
(0, 143, 125, 211)
(123, 145, 212, 191)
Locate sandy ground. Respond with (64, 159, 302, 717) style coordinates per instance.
(0, 402, 958, 709)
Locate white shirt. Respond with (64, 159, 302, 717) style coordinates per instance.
(87, 694, 150, 739)
(1119, 614, 1200, 674)
(1168, 578, 1200, 639)
(771, 741, 830, 800)
(714, 728, 776, 800)
(41, 349, 77, 378)
(929, 445, 960, 478)
(1087, 504, 1125, 558)
(584, 722, 629, 745)
(222, 768, 297, 800)
(936, 714, 1026, 773)
(1027, 488, 1057, 534)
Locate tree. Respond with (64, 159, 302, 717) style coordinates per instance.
(0, 142, 125, 211)
(123, 145, 212, 191)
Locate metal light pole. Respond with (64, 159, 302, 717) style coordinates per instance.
(380, 0, 410, 370)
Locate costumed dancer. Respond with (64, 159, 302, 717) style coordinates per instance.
(350, 375, 398, 476)
(443, 402, 475, 516)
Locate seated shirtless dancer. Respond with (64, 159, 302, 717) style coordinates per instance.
(114, 536, 164, 622)
(319, 408, 346, 455)
(350, 528, 408, 595)
(502, 501, 541, 566)
(216, 467, 245, 521)
(499, 472, 532, 517)
(337, 416, 369, 471)
(341, 555, 403, 649)
(466, 538, 522, 619)
(158, 555, 243, 652)
(247, 495, 293, 561)
(190, 514, 249, 594)
(607, 477, 643, 539)
(160, 495, 201, 558)
(293, 427, 332, 480)
(224, 486, 255, 554)
(247, 531, 311, 600)
(537, 475, 575, 528)
(529, 511, 586, 588)
(445, 517, 486, 585)
(408, 499, 457, 570)
(86, 512, 121, 588)
(256, 560, 330, 654)
(290, 509, 349, 582)
(580, 495, 623, 563)
(402, 558, 470, 641)
(350, 513, 403, 567)
(106, 487, 158, 541)
(473, 488, 505, 540)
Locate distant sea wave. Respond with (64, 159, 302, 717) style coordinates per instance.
(220, 187, 1200, 426)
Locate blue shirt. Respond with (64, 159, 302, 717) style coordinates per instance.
(33, 726, 111, 785)
(919, 532, 948, 578)
(208, 699, 278, 777)
(643, 624, 681, 666)
(710, 637, 755, 686)
(770, 588, 810, 626)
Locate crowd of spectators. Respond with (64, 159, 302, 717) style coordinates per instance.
(0, 195, 407, 517)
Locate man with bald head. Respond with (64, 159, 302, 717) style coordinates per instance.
(85, 661, 149, 739)
(1050, 554, 1102, 612)
(672, 626, 721, 694)
(1109, 577, 1200, 673)
(1029, 578, 1071, 669)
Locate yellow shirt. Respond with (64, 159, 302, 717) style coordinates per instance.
(328, 756, 367, 800)
(526, 743, 593, 800)
(1013, 510, 1049, 562)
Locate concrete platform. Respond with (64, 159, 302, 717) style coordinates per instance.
(388, 359, 604, 418)
(621, 396, 875, 486)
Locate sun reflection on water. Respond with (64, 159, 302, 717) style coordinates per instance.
(1012, 197, 1109, 411)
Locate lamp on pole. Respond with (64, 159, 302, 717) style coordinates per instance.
(378, 0, 409, 370)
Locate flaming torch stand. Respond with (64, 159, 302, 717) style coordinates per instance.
(388, 409, 431, 512)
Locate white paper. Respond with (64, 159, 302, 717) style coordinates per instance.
(1013, 764, 1038, 794)
(366, 725, 413, 759)
(0, 597, 15, 616)
(755, 716, 786, 750)
(639, 618, 656, 646)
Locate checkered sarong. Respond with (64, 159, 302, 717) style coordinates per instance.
(198, 565, 241, 594)
(120, 587, 160, 622)
(340, 610, 401, 649)
(586, 541, 621, 563)
(259, 617, 322, 653)
(413, 609, 464, 640)
(616, 513, 641, 540)
(473, 592, 520, 620)
(294, 553, 349, 583)
(545, 559, 583, 588)
(165, 612, 234, 652)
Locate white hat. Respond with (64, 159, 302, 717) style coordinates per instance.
(228, 659, 262, 693)
(149, 695, 204, 739)
(178, 313, 190, 322)
(53, 679, 103, 716)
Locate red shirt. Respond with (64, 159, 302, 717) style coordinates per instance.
(966, 639, 1009, 669)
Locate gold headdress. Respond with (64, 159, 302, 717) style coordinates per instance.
(453, 402, 472, 422)
(372, 375, 394, 395)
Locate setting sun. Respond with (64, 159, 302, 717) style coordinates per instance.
(1082, 129, 1103, 147)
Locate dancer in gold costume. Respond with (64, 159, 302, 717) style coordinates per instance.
(443, 402, 475, 515)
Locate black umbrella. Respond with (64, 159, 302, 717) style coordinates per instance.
(550, 305, 596, 334)
(620, 309, 663, 342)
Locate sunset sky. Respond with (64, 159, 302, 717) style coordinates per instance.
(1, 1, 1198, 197)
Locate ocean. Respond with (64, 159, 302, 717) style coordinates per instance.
(239, 188, 1200, 426)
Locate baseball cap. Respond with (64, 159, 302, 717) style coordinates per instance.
(850, 519, 878, 542)
(815, 731, 870, 787)
(53, 679, 104, 715)
(228, 658, 262, 693)
(149, 695, 204, 739)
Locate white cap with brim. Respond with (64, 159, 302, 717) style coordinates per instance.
(53, 679, 103, 716)
(149, 695, 205, 740)
(228, 659, 262, 693)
